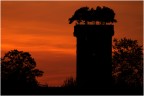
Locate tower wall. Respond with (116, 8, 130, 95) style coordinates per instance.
(74, 25, 114, 90)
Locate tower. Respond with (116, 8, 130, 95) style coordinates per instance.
(74, 25, 114, 90)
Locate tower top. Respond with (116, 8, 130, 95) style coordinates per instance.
(68, 6, 117, 25)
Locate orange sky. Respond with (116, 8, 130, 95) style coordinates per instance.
(1, 1, 143, 86)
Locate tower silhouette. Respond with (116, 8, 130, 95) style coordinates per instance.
(74, 25, 114, 91)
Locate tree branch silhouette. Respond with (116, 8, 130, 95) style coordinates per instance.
(112, 38, 143, 88)
(1, 49, 44, 91)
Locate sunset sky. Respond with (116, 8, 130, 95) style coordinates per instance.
(1, 1, 143, 86)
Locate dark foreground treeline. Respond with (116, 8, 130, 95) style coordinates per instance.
(2, 76, 143, 95)
(2, 84, 143, 95)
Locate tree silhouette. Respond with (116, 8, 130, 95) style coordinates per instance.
(1, 49, 43, 90)
(89, 8, 95, 24)
(91, 6, 101, 24)
(69, 6, 90, 25)
(62, 77, 76, 88)
(112, 38, 143, 88)
(69, 6, 117, 25)
(100, 6, 117, 25)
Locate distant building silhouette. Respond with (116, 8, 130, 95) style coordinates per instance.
(74, 25, 114, 90)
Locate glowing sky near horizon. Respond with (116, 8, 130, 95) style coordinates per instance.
(1, 1, 143, 86)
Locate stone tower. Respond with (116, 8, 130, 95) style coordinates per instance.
(74, 25, 114, 90)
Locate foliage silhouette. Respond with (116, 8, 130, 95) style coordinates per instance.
(112, 38, 143, 88)
(69, 6, 117, 25)
(62, 77, 77, 88)
(99, 6, 117, 24)
(1, 49, 44, 91)
(69, 6, 89, 25)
